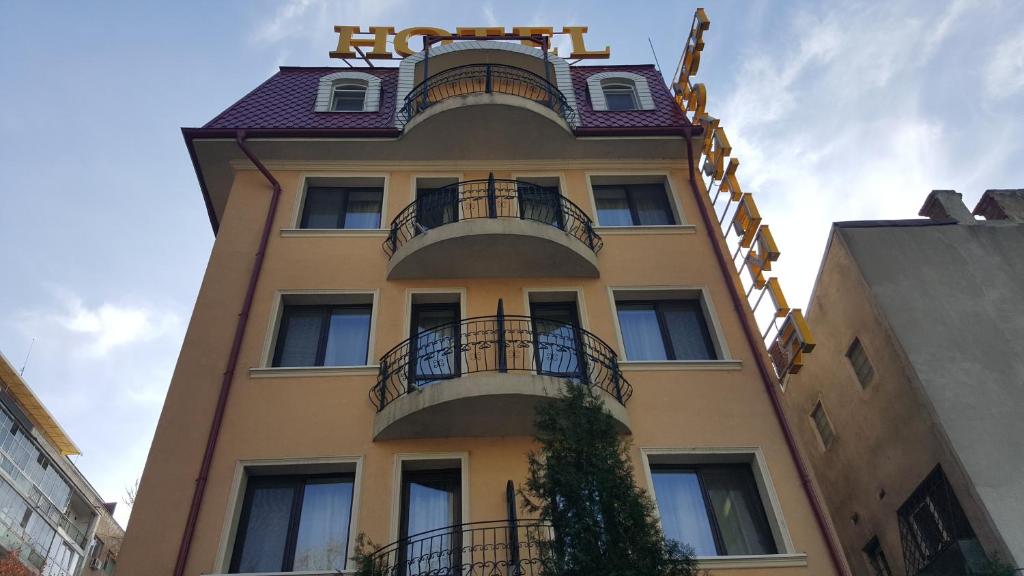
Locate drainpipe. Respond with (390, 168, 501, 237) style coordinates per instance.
(172, 130, 282, 576)
(683, 136, 851, 576)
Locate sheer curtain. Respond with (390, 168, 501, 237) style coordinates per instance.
(233, 483, 294, 572)
(632, 185, 674, 225)
(293, 479, 354, 571)
(651, 470, 717, 556)
(323, 307, 371, 366)
(662, 301, 716, 360)
(617, 305, 668, 360)
(405, 478, 458, 575)
(302, 188, 344, 228)
(702, 467, 776, 555)
(343, 189, 383, 229)
(276, 309, 323, 367)
(594, 187, 633, 226)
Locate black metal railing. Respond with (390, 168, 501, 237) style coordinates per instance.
(384, 175, 602, 257)
(361, 519, 554, 576)
(398, 63, 577, 126)
(371, 300, 631, 412)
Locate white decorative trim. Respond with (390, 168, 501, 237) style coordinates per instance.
(248, 366, 380, 378)
(390, 453, 470, 542)
(280, 229, 389, 238)
(594, 225, 697, 235)
(586, 71, 656, 111)
(315, 71, 381, 113)
(395, 40, 578, 127)
(620, 360, 742, 371)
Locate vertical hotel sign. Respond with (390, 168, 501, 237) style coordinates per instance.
(672, 9, 814, 380)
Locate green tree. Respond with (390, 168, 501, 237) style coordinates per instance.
(521, 383, 697, 576)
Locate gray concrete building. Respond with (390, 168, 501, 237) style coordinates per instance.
(0, 352, 124, 575)
(781, 189, 1024, 576)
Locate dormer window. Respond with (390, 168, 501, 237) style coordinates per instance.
(315, 71, 381, 113)
(602, 80, 639, 111)
(331, 82, 368, 112)
(586, 71, 657, 112)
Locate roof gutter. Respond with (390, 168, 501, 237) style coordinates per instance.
(683, 135, 851, 576)
(173, 131, 282, 576)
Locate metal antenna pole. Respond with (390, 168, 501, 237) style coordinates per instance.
(648, 37, 663, 73)
(19, 338, 35, 376)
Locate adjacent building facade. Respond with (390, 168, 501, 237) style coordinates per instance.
(0, 353, 123, 576)
(781, 189, 1024, 575)
(120, 38, 848, 575)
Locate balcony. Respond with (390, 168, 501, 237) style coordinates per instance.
(384, 176, 602, 279)
(363, 519, 554, 576)
(398, 63, 578, 129)
(370, 302, 631, 440)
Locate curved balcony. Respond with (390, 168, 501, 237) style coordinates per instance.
(384, 177, 603, 279)
(363, 519, 553, 576)
(398, 63, 578, 127)
(370, 305, 632, 440)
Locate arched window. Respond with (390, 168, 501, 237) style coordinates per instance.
(331, 82, 368, 112)
(586, 72, 656, 112)
(314, 71, 381, 113)
(601, 80, 640, 111)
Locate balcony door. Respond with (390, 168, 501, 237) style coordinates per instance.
(399, 469, 462, 576)
(518, 184, 564, 229)
(416, 186, 459, 231)
(531, 302, 583, 379)
(409, 303, 461, 384)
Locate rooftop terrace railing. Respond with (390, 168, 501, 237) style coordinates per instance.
(383, 175, 602, 258)
(397, 63, 578, 126)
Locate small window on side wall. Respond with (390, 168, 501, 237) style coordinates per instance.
(331, 82, 367, 112)
(846, 337, 875, 388)
(601, 80, 639, 111)
(863, 537, 893, 576)
(811, 400, 835, 449)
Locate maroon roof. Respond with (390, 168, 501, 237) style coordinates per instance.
(200, 64, 689, 133)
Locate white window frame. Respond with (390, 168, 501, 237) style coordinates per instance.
(601, 81, 640, 111)
(639, 447, 805, 569)
(315, 71, 381, 113)
(586, 71, 656, 111)
(284, 173, 390, 235)
(252, 289, 380, 376)
(213, 456, 365, 575)
(607, 286, 738, 370)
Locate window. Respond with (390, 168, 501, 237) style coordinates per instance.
(898, 466, 977, 576)
(811, 401, 835, 449)
(602, 81, 639, 111)
(230, 474, 355, 573)
(846, 338, 875, 388)
(863, 537, 893, 576)
(399, 468, 461, 574)
(593, 184, 675, 226)
(273, 304, 372, 367)
(300, 186, 383, 229)
(650, 464, 777, 557)
(330, 83, 367, 111)
(616, 300, 716, 361)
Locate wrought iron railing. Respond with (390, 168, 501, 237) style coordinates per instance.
(398, 63, 577, 126)
(371, 301, 631, 412)
(384, 175, 602, 257)
(898, 466, 979, 576)
(361, 519, 554, 576)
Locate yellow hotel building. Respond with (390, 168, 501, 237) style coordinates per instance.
(119, 35, 847, 576)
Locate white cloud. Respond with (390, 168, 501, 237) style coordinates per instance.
(59, 298, 180, 357)
(984, 27, 1024, 100)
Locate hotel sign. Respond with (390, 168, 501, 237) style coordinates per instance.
(672, 9, 815, 380)
(330, 26, 610, 59)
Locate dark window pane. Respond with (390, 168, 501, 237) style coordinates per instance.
(233, 482, 295, 572)
(532, 303, 580, 377)
(276, 309, 324, 367)
(323, 307, 372, 366)
(332, 87, 366, 111)
(594, 187, 633, 226)
(603, 86, 638, 111)
(518, 185, 563, 228)
(293, 479, 354, 572)
(812, 402, 835, 448)
(632, 184, 675, 225)
(343, 189, 383, 229)
(302, 188, 344, 229)
(617, 304, 668, 360)
(651, 469, 717, 556)
(417, 188, 459, 229)
(412, 306, 459, 381)
(846, 338, 875, 387)
(661, 301, 716, 360)
(702, 466, 777, 555)
(864, 538, 893, 576)
(403, 470, 460, 576)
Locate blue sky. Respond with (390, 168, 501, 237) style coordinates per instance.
(1, 0, 1021, 527)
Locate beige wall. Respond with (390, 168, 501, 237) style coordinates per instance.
(120, 156, 841, 575)
(781, 230, 1005, 576)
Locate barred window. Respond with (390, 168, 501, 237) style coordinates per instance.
(811, 401, 835, 449)
(846, 337, 875, 388)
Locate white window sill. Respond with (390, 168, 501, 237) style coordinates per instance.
(280, 228, 389, 238)
(249, 366, 380, 378)
(619, 360, 742, 371)
(695, 553, 808, 569)
(204, 571, 354, 576)
(593, 225, 696, 235)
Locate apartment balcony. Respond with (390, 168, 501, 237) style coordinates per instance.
(397, 63, 578, 130)
(370, 304, 631, 440)
(384, 176, 602, 279)
(362, 519, 554, 576)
